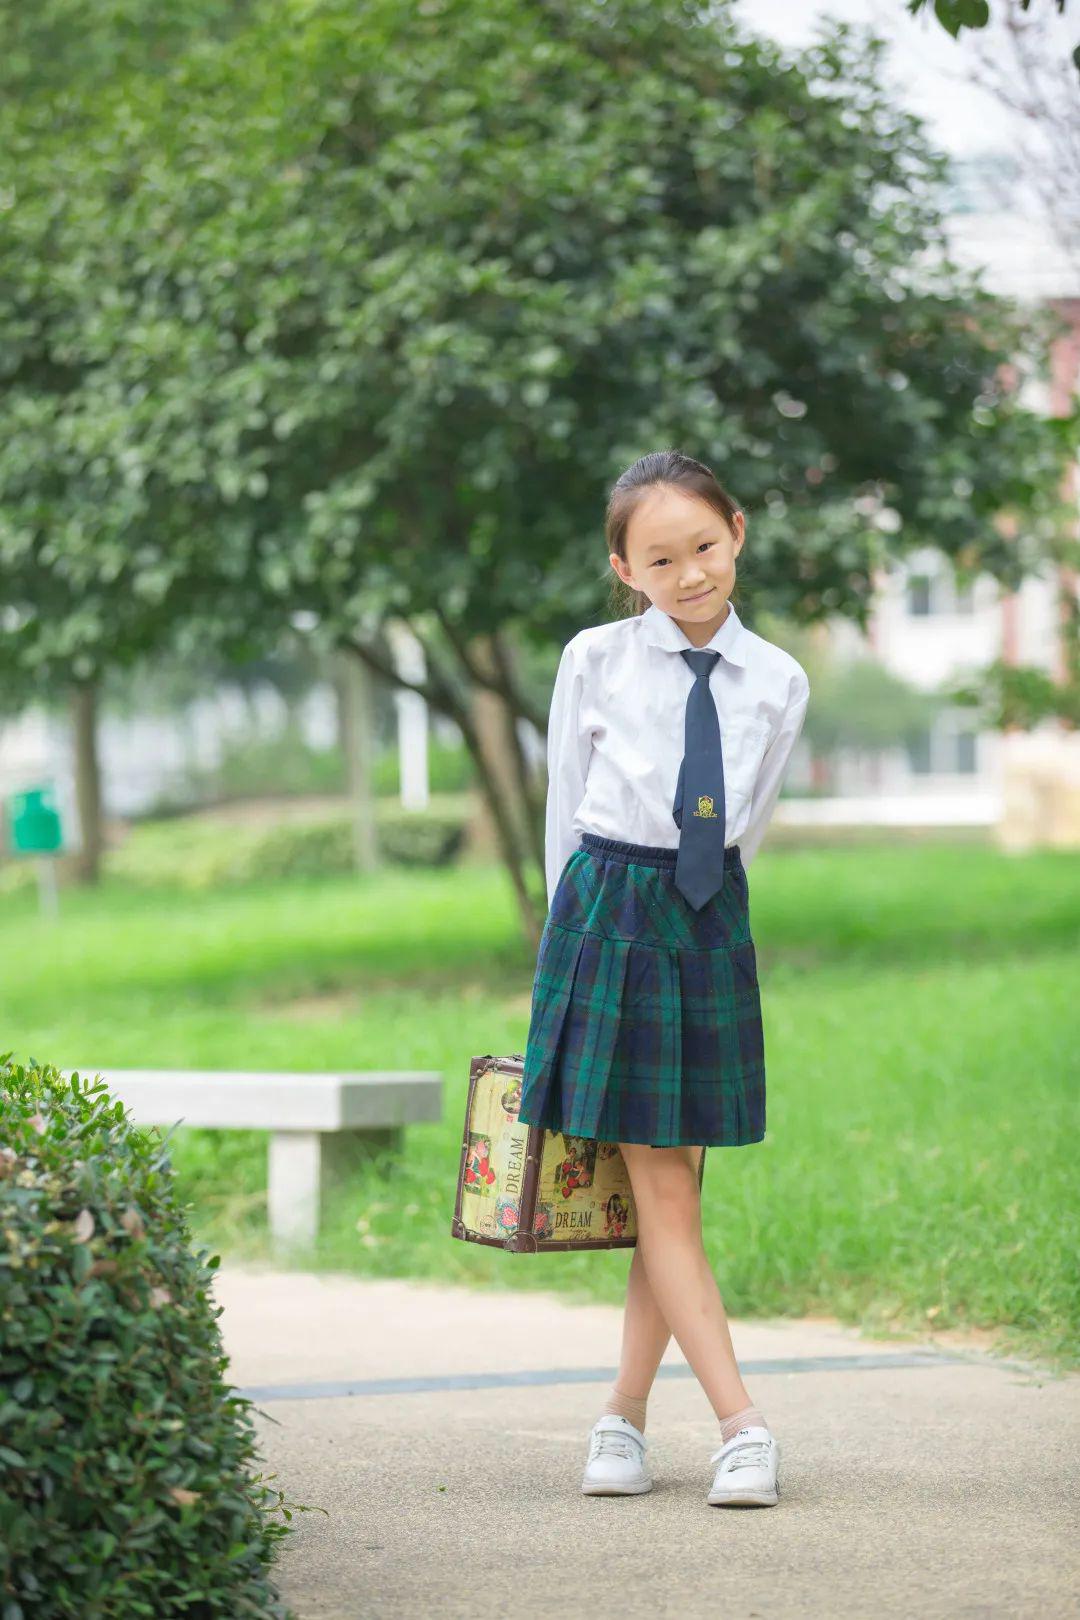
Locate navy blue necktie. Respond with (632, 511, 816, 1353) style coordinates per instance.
(672, 648, 726, 909)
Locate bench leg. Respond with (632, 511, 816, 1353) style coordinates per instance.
(268, 1132, 321, 1251)
(268, 1127, 406, 1252)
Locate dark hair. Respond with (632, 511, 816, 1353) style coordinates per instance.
(605, 449, 744, 619)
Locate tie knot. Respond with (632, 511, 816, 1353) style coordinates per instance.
(680, 648, 721, 679)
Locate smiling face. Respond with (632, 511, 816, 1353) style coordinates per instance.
(610, 485, 745, 643)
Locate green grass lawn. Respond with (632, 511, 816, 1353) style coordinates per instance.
(3, 840, 1077, 1370)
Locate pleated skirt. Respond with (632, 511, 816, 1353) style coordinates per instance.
(518, 832, 766, 1149)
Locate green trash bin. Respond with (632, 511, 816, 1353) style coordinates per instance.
(5, 784, 64, 917)
(8, 785, 64, 856)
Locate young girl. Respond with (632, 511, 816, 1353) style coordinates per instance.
(517, 449, 810, 1509)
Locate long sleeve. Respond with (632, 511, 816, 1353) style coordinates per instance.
(544, 640, 593, 908)
(738, 669, 810, 868)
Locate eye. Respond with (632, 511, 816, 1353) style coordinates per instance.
(651, 541, 716, 568)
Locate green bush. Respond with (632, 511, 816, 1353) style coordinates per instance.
(245, 805, 468, 876)
(147, 731, 476, 816)
(0, 1055, 302, 1619)
(108, 803, 468, 891)
(209, 729, 347, 803)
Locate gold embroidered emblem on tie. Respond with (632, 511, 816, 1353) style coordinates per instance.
(693, 794, 717, 819)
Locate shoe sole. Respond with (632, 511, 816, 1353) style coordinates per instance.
(707, 1478, 780, 1507)
(581, 1477, 654, 1495)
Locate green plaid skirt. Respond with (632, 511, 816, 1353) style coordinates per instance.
(519, 833, 766, 1148)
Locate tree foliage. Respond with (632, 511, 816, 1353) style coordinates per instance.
(906, 0, 1078, 78)
(3, 1, 1072, 668)
(1, 0, 1075, 912)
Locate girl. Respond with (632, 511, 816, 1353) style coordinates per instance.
(517, 449, 810, 1509)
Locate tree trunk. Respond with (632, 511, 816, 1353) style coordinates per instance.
(338, 624, 548, 947)
(466, 713, 545, 948)
(70, 678, 102, 885)
(468, 634, 534, 864)
(485, 628, 546, 875)
(334, 646, 378, 873)
(464, 634, 550, 947)
(810, 751, 830, 794)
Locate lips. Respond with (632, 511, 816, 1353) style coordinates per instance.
(680, 586, 715, 604)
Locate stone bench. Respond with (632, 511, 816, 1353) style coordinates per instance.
(60, 1067, 442, 1249)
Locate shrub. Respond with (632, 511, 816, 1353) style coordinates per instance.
(146, 732, 476, 815)
(107, 802, 468, 891)
(0, 1055, 302, 1619)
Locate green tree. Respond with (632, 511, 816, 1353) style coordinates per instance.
(1, 0, 1074, 933)
(0, 0, 279, 875)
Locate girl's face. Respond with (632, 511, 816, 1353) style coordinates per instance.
(610, 487, 745, 636)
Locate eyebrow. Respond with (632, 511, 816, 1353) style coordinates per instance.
(643, 528, 716, 556)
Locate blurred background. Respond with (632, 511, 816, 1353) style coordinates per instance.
(1, 0, 1077, 1369)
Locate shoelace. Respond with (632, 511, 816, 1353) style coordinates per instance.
(590, 1430, 642, 1461)
(709, 1439, 772, 1472)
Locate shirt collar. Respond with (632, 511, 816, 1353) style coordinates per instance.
(639, 598, 749, 667)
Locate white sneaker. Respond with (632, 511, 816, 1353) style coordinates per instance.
(581, 1414, 653, 1495)
(706, 1425, 780, 1507)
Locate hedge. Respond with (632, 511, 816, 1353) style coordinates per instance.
(0, 802, 468, 897)
(0, 1054, 304, 1619)
(110, 804, 466, 889)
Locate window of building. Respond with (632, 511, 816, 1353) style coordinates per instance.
(905, 565, 979, 617)
(905, 723, 979, 775)
(907, 575, 933, 616)
(955, 731, 978, 773)
(905, 729, 934, 773)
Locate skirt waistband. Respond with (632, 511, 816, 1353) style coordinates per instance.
(579, 832, 742, 870)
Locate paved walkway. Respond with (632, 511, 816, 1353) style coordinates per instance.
(213, 1265, 1079, 1620)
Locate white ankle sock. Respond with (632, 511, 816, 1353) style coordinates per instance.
(719, 1403, 767, 1445)
(600, 1385, 649, 1433)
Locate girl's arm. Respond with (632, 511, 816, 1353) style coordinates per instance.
(738, 668, 811, 867)
(544, 639, 593, 908)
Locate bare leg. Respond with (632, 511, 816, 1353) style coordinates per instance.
(618, 1142, 752, 1422)
(609, 1240, 675, 1401)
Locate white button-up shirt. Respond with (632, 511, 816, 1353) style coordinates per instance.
(543, 599, 810, 906)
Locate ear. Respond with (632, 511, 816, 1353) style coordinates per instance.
(609, 552, 636, 590)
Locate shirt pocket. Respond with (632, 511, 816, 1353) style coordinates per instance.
(723, 717, 773, 821)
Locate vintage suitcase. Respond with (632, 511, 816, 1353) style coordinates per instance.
(450, 1052, 707, 1253)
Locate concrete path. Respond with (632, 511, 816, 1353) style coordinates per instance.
(212, 1265, 1080, 1620)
